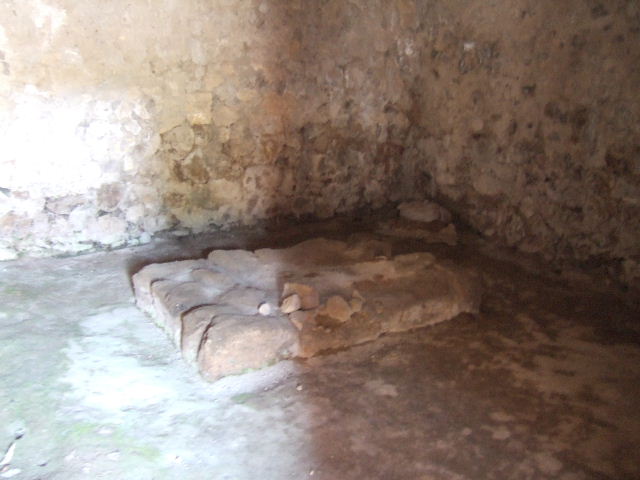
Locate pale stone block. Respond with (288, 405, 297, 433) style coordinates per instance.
(134, 238, 481, 381)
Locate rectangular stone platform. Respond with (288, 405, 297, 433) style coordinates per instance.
(133, 237, 481, 381)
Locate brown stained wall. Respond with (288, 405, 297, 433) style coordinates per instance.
(0, 0, 638, 286)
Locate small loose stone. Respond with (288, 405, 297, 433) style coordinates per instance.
(258, 302, 272, 316)
(320, 295, 352, 322)
(283, 283, 320, 310)
(0, 468, 21, 479)
(350, 297, 363, 313)
(281, 294, 301, 313)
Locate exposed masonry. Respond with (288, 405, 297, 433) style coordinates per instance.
(1, 0, 638, 287)
(133, 237, 481, 380)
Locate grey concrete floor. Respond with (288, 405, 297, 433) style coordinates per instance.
(1, 219, 639, 480)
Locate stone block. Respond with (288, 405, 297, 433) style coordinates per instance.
(197, 315, 300, 382)
(133, 237, 481, 381)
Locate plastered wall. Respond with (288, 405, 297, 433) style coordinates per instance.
(408, 0, 640, 286)
(0, 0, 419, 258)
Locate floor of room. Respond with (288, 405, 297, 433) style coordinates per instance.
(1, 216, 639, 480)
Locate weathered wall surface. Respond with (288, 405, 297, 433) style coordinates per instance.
(1, 0, 639, 287)
(0, 0, 418, 258)
(408, 0, 640, 286)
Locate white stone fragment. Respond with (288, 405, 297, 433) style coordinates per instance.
(0, 468, 21, 478)
(0, 442, 15, 466)
(258, 302, 272, 316)
(398, 200, 451, 224)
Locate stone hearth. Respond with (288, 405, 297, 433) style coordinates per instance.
(133, 237, 481, 381)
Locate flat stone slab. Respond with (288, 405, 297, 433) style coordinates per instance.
(133, 237, 481, 381)
(378, 200, 458, 245)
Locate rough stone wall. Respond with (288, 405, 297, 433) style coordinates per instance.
(407, 0, 640, 286)
(1, 0, 639, 288)
(0, 0, 418, 259)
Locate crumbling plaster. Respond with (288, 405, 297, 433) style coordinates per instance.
(0, 0, 419, 259)
(410, 0, 640, 286)
(0, 0, 638, 287)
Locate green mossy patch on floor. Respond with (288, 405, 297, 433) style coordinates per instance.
(231, 393, 253, 404)
(64, 421, 162, 460)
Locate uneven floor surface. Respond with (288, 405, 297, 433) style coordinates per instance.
(1, 217, 639, 480)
